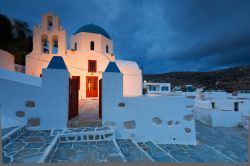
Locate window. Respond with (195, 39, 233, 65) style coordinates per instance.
(161, 86, 169, 91)
(106, 45, 109, 53)
(149, 86, 157, 91)
(74, 42, 77, 50)
(88, 60, 97, 72)
(211, 102, 215, 109)
(90, 41, 94, 50)
(234, 102, 239, 111)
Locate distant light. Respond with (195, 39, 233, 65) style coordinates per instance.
(144, 80, 147, 83)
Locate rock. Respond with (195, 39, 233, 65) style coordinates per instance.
(167, 120, 173, 126)
(175, 121, 180, 125)
(185, 128, 192, 133)
(183, 114, 194, 121)
(124, 120, 136, 129)
(25, 101, 35, 108)
(16, 111, 25, 117)
(152, 117, 162, 125)
(27, 118, 40, 127)
(118, 102, 126, 107)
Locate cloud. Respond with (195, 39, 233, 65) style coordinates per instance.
(0, 0, 250, 73)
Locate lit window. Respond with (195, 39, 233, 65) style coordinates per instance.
(88, 60, 97, 72)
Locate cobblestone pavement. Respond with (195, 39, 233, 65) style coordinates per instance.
(1, 126, 19, 137)
(116, 139, 153, 162)
(158, 121, 248, 163)
(49, 140, 124, 163)
(138, 141, 177, 162)
(1, 120, 248, 164)
(72, 99, 100, 121)
(195, 121, 248, 163)
(2, 130, 55, 164)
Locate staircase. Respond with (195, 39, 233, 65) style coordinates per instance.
(3, 126, 177, 163)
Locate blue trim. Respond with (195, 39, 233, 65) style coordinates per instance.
(105, 62, 120, 73)
(47, 56, 68, 70)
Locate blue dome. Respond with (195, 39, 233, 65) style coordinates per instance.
(74, 24, 111, 39)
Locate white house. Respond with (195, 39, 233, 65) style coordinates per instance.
(144, 82, 171, 94)
(26, 12, 142, 99)
(192, 91, 250, 128)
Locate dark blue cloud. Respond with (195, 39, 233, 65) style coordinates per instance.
(0, 0, 250, 73)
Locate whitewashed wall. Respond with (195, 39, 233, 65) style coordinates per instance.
(0, 49, 15, 71)
(102, 72, 196, 145)
(193, 108, 241, 127)
(0, 67, 69, 130)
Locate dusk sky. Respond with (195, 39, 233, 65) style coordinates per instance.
(1, 0, 250, 74)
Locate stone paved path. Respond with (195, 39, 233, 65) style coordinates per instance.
(1, 126, 19, 137)
(2, 120, 248, 164)
(116, 139, 153, 162)
(157, 121, 248, 163)
(138, 141, 176, 162)
(49, 140, 124, 163)
(2, 130, 55, 164)
(72, 99, 100, 121)
(195, 121, 248, 163)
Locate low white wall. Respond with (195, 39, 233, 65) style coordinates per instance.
(193, 108, 212, 126)
(102, 72, 196, 145)
(193, 108, 241, 127)
(0, 67, 69, 130)
(211, 111, 241, 127)
(194, 100, 212, 109)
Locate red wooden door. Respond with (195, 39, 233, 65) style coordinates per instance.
(68, 76, 80, 120)
(86, 76, 98, 97)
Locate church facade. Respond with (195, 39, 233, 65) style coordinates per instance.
(26, 12, 142, 99)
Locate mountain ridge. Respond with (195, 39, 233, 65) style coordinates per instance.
(143, 65, 250, 92)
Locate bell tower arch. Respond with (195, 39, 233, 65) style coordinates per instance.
(32, 12, 67, 55)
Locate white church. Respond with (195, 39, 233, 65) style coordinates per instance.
(26, 12, 142, 99)
(0, 12, 197, 145)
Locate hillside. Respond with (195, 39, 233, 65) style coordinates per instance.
(143, 65, 250, 92)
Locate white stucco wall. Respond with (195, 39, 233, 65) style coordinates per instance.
(0, 49, 15, 71)
(102, 72, 196, 145)
(70, 32, 113, 55)
(0, 67, 69, 130)
(211, 111, 241, 127)
(193, 108, 241, 127)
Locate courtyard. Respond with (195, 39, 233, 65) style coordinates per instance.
(2, 120, 248, 164)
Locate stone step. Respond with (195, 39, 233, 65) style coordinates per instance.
(48, 140, 125, 163)
(67, 119, 102, 128)
(2, 125, 26, 147)
(115, 139, 154, 162)
(137, 141, 177, 162)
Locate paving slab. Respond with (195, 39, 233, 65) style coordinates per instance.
(2, 130, 55, 164)
(49, 140, 124, 163)
(116, 139, 153, 162)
